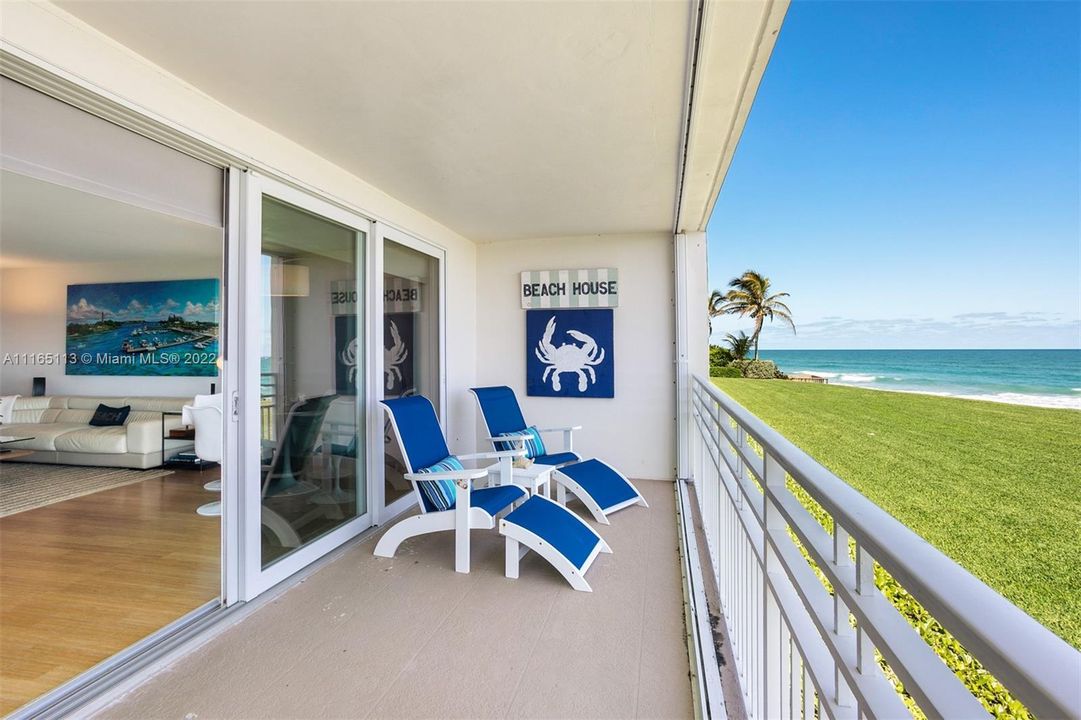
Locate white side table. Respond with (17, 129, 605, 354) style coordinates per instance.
(490, 462, 553, 499)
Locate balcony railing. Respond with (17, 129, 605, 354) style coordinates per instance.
(688, 374, 1079, 719)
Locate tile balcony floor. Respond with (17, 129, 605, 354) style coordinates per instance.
(96, 480, 693, 720)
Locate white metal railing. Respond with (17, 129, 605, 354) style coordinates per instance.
(688, 375, 1080, 720)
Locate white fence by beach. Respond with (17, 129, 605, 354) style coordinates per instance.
(687, 374, 1080, 719)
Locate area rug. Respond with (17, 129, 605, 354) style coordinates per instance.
(0, 463, 174, 518)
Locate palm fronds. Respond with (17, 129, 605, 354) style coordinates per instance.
(709, 270, 795, 359)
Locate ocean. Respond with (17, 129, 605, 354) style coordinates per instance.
(756, 349, 1081, 410)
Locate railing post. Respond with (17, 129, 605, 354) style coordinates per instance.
(733, 419, 745, 510)
(833, 525, 855, 710)
(763, 451, 785, 720)
(856, 545, 876, 678)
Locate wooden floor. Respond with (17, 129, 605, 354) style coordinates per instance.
(0, 466, 221, 714)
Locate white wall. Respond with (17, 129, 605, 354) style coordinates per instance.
(0, 258, 221, 397)
(475, 233, 676, 480)
(1, 2, 478, 449)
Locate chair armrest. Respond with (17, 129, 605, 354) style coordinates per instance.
(403, 468, 488, 483)
(535, 426, 583, 433)
(487, 433, 532, 443)
(459, 449, 526, 461)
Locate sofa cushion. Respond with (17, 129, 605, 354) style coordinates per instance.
(65, 396, 128, 411)
(53, 426, 128, 454)
(12, 396, 52, 412)
(55, 409, 97, 425)
(123, 397, 190, 413)
(8, 397, 54, 424)
(0, 423, 87, 451)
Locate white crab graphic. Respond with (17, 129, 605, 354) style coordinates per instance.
(534, 316, 605, 392)
(384, 320, 409, 390)
(338, 322, 410, 391)
(340, 337, 359, 386)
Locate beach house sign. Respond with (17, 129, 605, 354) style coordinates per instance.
(520, 269, 619, 309)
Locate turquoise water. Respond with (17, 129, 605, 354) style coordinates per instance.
(757, 349, 1081, 409)
(67, 323, 218, 377)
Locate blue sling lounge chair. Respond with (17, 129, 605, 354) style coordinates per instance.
(374, 395, 528, 574)
(260, 394, 337, 549)
(470, 386, 648, 525)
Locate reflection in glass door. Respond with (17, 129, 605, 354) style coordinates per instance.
(254, 192, 367, 572)
(381, 230, 442, 518)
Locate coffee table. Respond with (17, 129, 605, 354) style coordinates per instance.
(0, 436, 35, 461)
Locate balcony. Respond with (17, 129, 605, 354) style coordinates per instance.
(93, 479, 696, 719)
(87, 375, 1080, 719)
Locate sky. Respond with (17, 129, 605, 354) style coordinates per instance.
(706, 0, 1080, 350)
(67, 279, 220, 324)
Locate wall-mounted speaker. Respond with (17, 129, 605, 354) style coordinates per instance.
(32, 377, 46, 397)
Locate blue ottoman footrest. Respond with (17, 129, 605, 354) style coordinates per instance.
(553, 458, 649, 525)
(499, 495, 611, 592)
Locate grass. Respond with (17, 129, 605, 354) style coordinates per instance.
(711, 377, 1081, 650)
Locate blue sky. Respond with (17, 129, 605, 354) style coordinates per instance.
(707, 0, 1080, 350)
(67, 279, 219, 324)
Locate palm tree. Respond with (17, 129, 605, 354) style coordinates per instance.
(723, 331, 753, 361)
(713, 270, 794, 359)
(707, 289, 726, 334)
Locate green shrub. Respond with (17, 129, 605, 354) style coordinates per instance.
(709, 345, 734, 367)
(710, 365, 741, 378)
(730, 359, 785, 379)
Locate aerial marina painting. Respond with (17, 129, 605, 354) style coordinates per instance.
(65, 279, 220, 376)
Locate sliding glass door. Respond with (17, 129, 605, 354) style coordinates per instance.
(240, 174, 373, 598)
(377, 224, 444, 523)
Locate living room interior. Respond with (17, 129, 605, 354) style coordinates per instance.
(0, 78, 225, 713)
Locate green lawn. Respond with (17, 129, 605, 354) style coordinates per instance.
(711, 378, 1081, 649)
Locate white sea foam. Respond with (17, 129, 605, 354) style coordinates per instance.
(835, 385, 1080, 410)
(952, 393, 1081, 410)
(786, 370, 1079, 409)
(793, 370, 839, 378)
(794, 370, 879, 383)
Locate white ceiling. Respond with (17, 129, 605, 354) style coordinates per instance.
(0, 171, 223, 269)
(57, 0, 698, 242)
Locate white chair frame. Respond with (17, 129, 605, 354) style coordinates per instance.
(373, 403, 526, 573)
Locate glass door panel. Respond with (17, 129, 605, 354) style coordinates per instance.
(257, 195, 366, 569)
(381, 231, 442, 517)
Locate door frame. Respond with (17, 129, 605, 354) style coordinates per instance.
(237, 171, 376, 601)
(221, 166, 243, 605)
(0, 52, 457, 717)
(373, 222, 447, 525)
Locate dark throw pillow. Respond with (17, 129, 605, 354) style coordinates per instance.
(89, 403, 131, 427)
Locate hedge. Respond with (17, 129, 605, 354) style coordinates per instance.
(729, 359, 787, 379)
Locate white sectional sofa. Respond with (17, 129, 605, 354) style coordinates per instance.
(0, 395, 195, 469)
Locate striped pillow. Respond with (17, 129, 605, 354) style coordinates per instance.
(496, 426, 547, 460)
(415, 455, 464, 512)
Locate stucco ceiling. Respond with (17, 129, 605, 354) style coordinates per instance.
(0, 171, 222, 268)
(57, 0, 698, 242)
